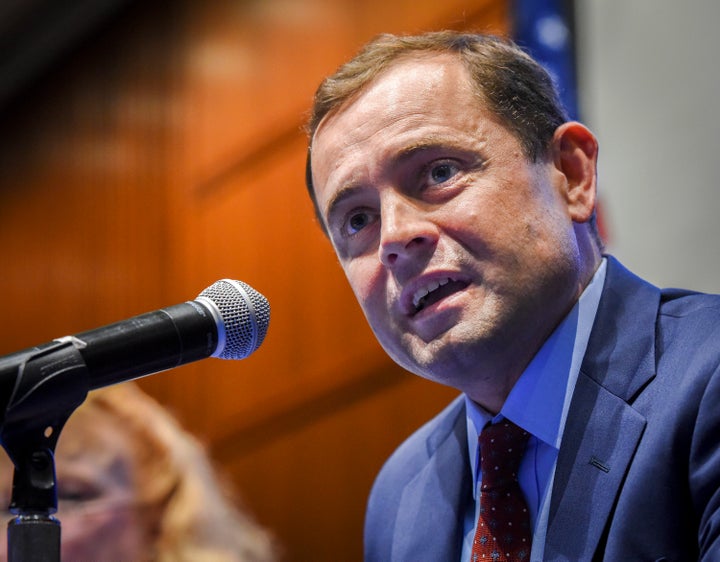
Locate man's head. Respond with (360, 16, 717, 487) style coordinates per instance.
(306, 31, 602, 412)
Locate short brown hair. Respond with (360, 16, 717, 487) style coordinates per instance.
(308, 31, 567, 157)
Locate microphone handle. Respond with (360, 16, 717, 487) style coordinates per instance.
(73, 300, 220, 389)
(0, 300, 220, 412)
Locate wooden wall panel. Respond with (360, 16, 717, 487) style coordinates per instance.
(0, 1, 509, 560)
(0, 2, 182, 347)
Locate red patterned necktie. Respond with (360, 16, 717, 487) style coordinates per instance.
(471, 419, 531, 562)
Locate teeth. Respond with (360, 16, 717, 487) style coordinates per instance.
(412, 277, 451, 310)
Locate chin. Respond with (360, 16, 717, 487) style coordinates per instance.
(387, 342, 458, 382)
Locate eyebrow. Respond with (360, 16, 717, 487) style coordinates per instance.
(397, 139, 445, 158)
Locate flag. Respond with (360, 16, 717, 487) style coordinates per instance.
(511, 0, 579, 120)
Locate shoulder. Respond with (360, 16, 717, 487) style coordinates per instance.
(660, 287, 720, 322)
(364, 395, 466, 559)
(657, 288, 720, 358)
(601, 256, 720, 357)
(653, 292, 720, 558)
(372, 394, 466, 489)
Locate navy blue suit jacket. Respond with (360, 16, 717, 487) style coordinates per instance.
(365, 257, 720, 561)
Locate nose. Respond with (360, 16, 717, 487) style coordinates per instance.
(378, 193, 438, 268)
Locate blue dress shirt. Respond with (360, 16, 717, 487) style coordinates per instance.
(461, 259, 607, 562)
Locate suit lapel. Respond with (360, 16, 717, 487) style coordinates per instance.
(544, 373, 647, 560)
(391, 399, 471, 561)
(545, 257, 660, 560)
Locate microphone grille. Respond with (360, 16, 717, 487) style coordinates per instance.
(198, 279, 270, 359)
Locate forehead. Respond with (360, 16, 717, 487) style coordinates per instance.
(313, 52, 481, 149)
(310, 54, 498, 211)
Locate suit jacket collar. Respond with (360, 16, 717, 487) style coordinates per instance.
(544, 256, 659, 560)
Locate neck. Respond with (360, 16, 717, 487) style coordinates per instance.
(467, 246, 603, 415)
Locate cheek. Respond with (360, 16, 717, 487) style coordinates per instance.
(343, 258, 396, 340)
(343, 257, 384, 306)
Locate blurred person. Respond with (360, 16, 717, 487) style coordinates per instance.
(0, 383, 278, 561)
(305, 31, 720, 561)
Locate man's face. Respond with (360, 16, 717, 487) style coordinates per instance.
(311, 54, 587, 406)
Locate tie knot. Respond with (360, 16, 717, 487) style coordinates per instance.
(478, 420, 529, 490)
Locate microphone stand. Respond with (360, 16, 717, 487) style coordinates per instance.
(0, 340, 90, 562)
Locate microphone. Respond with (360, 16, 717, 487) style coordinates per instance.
(0, 279, 270, 400)
(1, 279, 269, 522)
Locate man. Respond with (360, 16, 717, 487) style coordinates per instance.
(305, 31, 720, 561)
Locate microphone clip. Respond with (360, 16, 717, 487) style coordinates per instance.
(0, 339, 90, 562)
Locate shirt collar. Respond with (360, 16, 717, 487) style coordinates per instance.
(465, 258, 607, 486)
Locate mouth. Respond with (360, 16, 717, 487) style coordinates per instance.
(411, 276, 469, 315)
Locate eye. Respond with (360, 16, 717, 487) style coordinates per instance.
(343, 209, 378, 236)
(426, 161, 460, 186)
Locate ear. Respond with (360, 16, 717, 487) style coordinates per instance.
(551, 121, 598, 223)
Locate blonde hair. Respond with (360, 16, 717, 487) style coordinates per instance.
(48, 384, 278, 561)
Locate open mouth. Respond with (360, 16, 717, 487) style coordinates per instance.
(412, 278, 469, 314)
